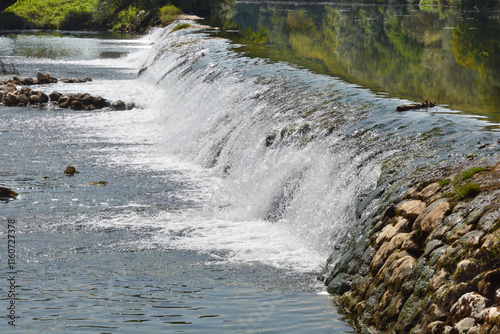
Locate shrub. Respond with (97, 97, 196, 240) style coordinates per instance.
(160, 4, 181, 23)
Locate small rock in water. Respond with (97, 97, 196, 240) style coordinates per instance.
(88, 181, 108, 186)
(0, 186, 18, 199)
(64, 166, 79, 176)
(396, 100, 436, 112)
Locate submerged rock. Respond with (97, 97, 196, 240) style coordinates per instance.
(88, 181, 108, 186)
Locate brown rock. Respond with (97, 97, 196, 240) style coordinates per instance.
(29, 94, 39, 104)
(0, 187, 18, 199)
(49, 91, 62, 102)
(37, 91, 49, 104)
(453, 317, 476, 334)
(36, 72, 49, 84)
(375, 217, 410, 247)
(20, 77, 34, 85)
(396, 200, 426, 223)
(19, 86, 32, 96)
(63, 166, 79, 176)
(417, 182, 441, 200)
(82, 94, 94, 106)
(486, 307, 500, 326)
(454, 260, 480, 283)
(93, 96, 109, 109)
(58, 96, 72, 108)
(425, 321, 445, 334)
(70, 100, 84, 110)
(4, 93, 18, 106)
(387, 253, 417, 286)
(478, 269, 500, 300)
(416, 200, 451, 235)
(450, 292, 491, 324)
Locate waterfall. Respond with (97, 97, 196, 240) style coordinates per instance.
(112, 23, 494, 273)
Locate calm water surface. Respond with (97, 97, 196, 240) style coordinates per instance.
(209, 2, 500, 122)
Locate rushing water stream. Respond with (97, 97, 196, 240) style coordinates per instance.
(1, 3, 500, 333)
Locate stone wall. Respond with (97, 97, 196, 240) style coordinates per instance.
(323, 163, 500, 334)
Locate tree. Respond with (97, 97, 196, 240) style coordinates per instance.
(0, 0, 17, 13)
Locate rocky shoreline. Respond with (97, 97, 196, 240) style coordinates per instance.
(0, 73, 134, 110)
(322, 163, 500, 333)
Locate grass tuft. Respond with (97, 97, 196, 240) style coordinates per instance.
(455, 166, 488, 182)
(172, 23, 191, 32)
(453, 182, 480, 200)
(437, 179, 451, 187)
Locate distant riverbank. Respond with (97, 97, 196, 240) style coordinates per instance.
(2, 0, 499, 32)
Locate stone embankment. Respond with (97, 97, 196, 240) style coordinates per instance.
(323, 163, 500, 334)
(0, 73, 133, 110)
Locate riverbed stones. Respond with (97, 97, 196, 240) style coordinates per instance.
(0, 73, 132, 111)
(323, 162, 500, 334)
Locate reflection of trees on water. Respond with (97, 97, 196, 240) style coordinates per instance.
(212, 4, 500, 121)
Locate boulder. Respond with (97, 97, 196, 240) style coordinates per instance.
(63, 166, 79, 176)
(58, 96, 72, 108)
(49, 91, 62, 102)
(36, 72, 49, 84)
(111, 100, 126, 110)
(4, 93, 18, 106)
(70, 100, 84, 110)
(0, 187, 18, 199)
(37, 91, 49, 104)
(396, 200, 426, 223)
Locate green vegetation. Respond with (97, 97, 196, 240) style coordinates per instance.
(453, 182, 480, 200)
(3, 0, 190, 31)
(112, 5, 141, 30)
(7, 0, 97, 30)
(437, 179, 451, 187)
(160, 4, 182, 22)
(171, 23, 191, 32)
(455, 166, 488, 182)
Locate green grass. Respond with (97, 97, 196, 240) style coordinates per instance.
(7, 0, 97, 29)
(455, 166, 488, 182)
(437, 179, 451, 187)
(453, 182, 480, 200)
(171, 23, 191, 32)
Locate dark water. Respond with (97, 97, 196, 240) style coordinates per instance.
(208, 2, 500, 122)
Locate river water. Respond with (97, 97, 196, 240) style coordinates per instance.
(1, 3, 500, 333)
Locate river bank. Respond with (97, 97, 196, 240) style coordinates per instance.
(322, 162, 500, 333)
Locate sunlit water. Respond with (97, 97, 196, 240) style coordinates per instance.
(1, 8, 499, 334)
